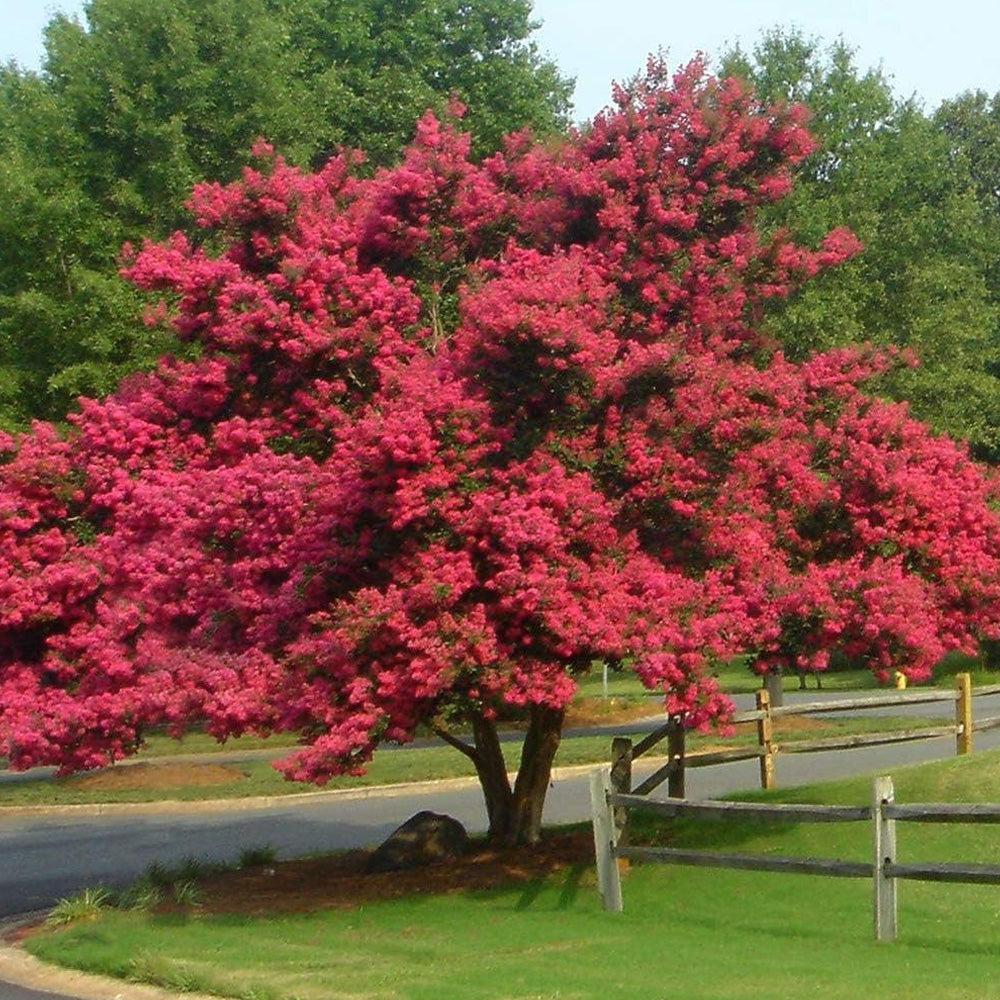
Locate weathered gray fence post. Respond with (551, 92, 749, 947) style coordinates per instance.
(956, 671, 972, 756)
(590, 767, 623, 912)
(610, 736, 633, 847)
(872, 775, 897, 941)
(756, 688, 775, 790)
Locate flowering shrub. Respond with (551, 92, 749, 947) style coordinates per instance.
(2, 59, 999, 844)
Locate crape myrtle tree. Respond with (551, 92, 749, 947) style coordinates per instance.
(3, 61, 1000, 846)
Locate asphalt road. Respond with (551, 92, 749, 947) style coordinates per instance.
(2, 688, 1000, 999)
(0, 982, 73, 1000)
(4, 698, 1000, 918)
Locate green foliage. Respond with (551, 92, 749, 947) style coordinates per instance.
(45, 886, 112, 926)
(936, 89, 1000, 227)
(0, 0, 572, 427)
(935, 91, 1000, 378)
(238, 845, 278, 868)
(0, 64, 169, 427)
(115, 877, 163, 912)
(171, 880, 202, 906)
(721, 30, 1000, 459)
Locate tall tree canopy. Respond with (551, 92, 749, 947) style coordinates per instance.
(721, 31, 1000, 459)
(2, 62, 999, 846)
(0, 0, 572, 427)
(935, 90, 1000, 308)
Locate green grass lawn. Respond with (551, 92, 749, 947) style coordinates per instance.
(25, 749, 1000, 1000)
(577, 653, 1000, 698)
(0, 714, 951, 807)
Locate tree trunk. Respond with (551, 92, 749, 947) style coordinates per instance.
(469, 713, 513, 841)
(507, 704, 565, 846)
(765, 665, 783, 707)
(466, 705, 565, 847)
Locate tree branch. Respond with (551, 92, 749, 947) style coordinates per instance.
(432, 725, 479, 762)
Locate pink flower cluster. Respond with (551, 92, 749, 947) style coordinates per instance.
(2, 60, 999, 779)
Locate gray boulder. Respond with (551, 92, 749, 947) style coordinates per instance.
(365, 810, 469, 874)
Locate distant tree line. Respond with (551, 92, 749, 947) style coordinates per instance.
(0, 0, 572, 427)
(721, 30, 1000, 461)
(3, 12, 1000, 462)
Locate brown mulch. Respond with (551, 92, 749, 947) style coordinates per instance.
(64, 762, 246, 791)
(178, 829, 596, 917)
(0, 832, 597, 947)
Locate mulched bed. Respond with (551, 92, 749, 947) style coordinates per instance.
(191, 829, 597, 916)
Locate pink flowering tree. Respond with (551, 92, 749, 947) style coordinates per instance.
(3, 60, 1000, 845)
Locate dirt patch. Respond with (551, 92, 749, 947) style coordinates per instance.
(734, 715, 829, 736)
(564, 696, 659, 727)
(62, 762, 246, 792)
(190, 829, 595, 916)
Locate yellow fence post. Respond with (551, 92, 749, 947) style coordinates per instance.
(956, 671, 972, 756)
(756, 688, 775, 789)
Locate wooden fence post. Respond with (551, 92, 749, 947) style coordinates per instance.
(872, 775, 897, 941)
(956, 671, 972, 756)
(610, 736, 633, 851)
(667, 717, 686, 798)
(590, 767, 623, 912)
(756, 688, 775, 790)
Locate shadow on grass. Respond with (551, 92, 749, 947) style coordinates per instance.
(150, 911, 195, 929)
(511, 863, 587, 911)
(461, 862, 591, 913)
(898, 933, 1000, 958)
(628, 810, 803, 851)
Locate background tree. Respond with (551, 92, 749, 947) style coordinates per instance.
(0, 0, 572, 427)
(0, 65, 166, 426)
(2, 64, 1000, 847)
(936, 90, 1000, 225)
(935, 91, 1000, 327)
(721, 31, 1000, 460)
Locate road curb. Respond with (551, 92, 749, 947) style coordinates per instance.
(0, 759, 659, 820)
(0, 915, 219, 1000)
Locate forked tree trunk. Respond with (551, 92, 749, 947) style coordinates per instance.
(466, 705, 565, 847)
(469, 713, 513, 840)
(506, 704, 565, 846)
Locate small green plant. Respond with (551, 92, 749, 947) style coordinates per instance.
(116, 877, 163, 912)
(45, 886, 112, 926)
(174, 856, 220, 882)
(238, 844, 278, 868)
(171, 880, 202, 907)
(120, 855, 222, 911)
(142, 861, 172, 889)
(143, 856, 224, 886)
(128, 951, 203, 993)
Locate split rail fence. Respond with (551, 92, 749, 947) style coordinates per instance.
(590, 769, 1000, 940)
(608, 673, 1000, 808)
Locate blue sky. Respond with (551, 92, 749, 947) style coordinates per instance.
(3, 0, 1000, 119)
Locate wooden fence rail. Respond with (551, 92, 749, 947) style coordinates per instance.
(590, 769, 1000, 940)
(610, 672, 991, 813)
